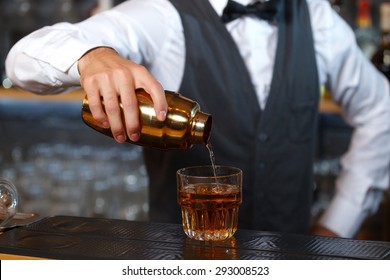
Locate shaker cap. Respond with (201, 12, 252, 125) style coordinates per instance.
(190, 112, 212, 144)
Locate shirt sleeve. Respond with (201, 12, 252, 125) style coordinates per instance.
(317, 9, 390, 238)
(5, 0, 177, 94)
(5, 23, 100, 94)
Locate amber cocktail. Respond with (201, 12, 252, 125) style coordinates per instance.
(177, 166, 242, 241)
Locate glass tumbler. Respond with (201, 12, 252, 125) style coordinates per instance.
(177, 165, 242, 241)
(0, 178, 19, 227)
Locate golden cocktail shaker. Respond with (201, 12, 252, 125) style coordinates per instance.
(81, 88, 212, 150)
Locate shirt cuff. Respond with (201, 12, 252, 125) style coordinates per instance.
(48, 39, 101, 73)
(317, 193, 368, 238)
(68, 60, 80, 81)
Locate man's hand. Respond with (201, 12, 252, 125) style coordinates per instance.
(78, 47, 167, 143)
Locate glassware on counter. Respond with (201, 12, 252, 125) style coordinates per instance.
(0, 177, 19, 227)
(177, 165, 242, 241)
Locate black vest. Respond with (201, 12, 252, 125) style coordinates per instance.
(144, 0, 319, 234)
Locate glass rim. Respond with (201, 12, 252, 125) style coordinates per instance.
(0, 177, 18, 194)
(176, 165, 242, 178)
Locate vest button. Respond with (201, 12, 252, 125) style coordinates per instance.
(258, 133, 269, 143)
(258, 192, 265, 199)
(258, 162, 266, 172)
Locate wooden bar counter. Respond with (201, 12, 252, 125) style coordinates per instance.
(0, 216, 389, 260)
(1, 87, 342, 113)
(0, 87, 85, 102)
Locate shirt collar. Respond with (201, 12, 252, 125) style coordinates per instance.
(209, 0, 254, 17)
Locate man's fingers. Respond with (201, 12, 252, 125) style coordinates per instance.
(150, 84, 168, 121)
(100, 81, 127, 143)
(83, 84, 110, 128)
(120, 86, 141, 142)
(133, 65, 167, 121)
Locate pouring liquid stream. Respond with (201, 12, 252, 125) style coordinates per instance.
(206, 142, 218, 179)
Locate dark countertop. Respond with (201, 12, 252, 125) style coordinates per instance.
(0, 216, 389, 260)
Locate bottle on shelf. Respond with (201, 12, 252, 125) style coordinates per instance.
(330, 0, 343, 14)
(355, 0, 379, 59)
(371, 3, 390, 81)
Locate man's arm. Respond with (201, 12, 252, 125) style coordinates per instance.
(314, 9, 390, 238)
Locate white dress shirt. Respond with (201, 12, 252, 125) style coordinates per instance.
(6, 0, 390, 238)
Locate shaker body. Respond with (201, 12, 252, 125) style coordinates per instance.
(81, 89, 212, 150)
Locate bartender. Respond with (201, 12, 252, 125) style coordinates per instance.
(5, 0, 390, 238)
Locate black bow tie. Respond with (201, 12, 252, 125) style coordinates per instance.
(222, 0, 281, 23)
